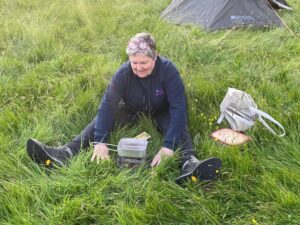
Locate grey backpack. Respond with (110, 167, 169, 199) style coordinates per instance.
(216, 88, 285, 136)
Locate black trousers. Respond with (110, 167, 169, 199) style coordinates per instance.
(66, 107, 195, 163)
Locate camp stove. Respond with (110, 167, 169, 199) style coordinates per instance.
(117, 138, 148, 168)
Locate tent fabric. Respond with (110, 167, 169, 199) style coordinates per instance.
(161, 0, 283, 31)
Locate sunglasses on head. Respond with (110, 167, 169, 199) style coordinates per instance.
(127, 40, 150, 52)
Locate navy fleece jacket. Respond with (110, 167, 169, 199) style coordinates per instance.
(94, 56, 187, 149)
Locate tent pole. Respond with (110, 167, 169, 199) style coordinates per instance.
(266, 0, 296, 37)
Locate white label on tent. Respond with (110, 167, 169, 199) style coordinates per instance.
(231, 15, 254, 23)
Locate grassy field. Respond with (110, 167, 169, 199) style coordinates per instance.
(0, 0, 300, 224)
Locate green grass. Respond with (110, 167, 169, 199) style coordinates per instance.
(1, 0, 300, 224)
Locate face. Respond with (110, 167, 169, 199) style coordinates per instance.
(129, 54, 156, 78)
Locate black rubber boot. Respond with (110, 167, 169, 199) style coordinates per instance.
(27, 138, 74, 167)
(175, 156, 222, 184)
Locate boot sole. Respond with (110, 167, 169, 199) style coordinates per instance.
(175, 157, 222, 184)
(27, 139, 64, 166)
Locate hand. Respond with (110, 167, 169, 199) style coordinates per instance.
(91, 143, 110, 163)
(151, 147, 174, 167)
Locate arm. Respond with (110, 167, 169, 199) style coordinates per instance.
(91, 67, 127, 162)
(94, 70, 127, 143)
(163, 68, 187, 149)
(151, 63, 187, 167)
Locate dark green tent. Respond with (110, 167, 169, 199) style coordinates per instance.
(161, 0, 291, 31)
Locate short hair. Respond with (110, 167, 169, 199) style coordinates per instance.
(126, 32, 157, 59)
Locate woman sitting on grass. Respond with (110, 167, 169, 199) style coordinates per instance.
(26, 32, 222, 184)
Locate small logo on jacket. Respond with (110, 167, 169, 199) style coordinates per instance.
(155, 89, 164, 96)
